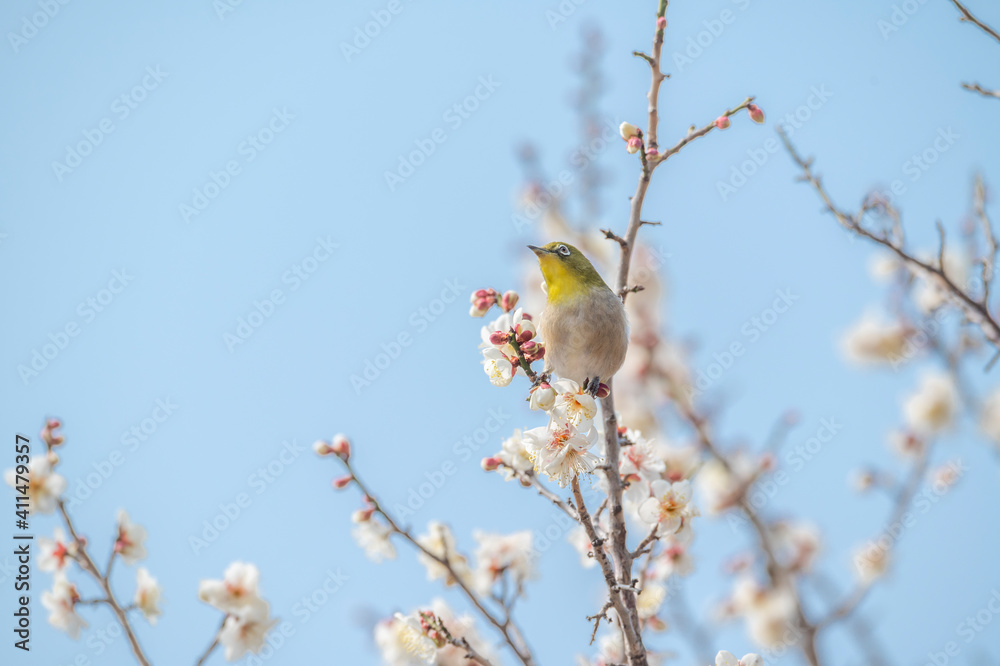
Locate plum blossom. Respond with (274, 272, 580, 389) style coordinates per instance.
(716, 651, 765, 666)
(353, 518, 396, 562)
(4, 455, 66, 515)
(39, 527, 73, 572)
(914, 250, 968, 313)
(417, 522, 471, 587)
(648, 540, 694, 579)
(637, 479, 693, 533)
(840, 313, 909, 365)
(114, 510, 148, 565)
(42, 574, 86, 639)
(198, 561, 266, 616)
(636, 581, 667, 620)
(375, 600, 498, 666)
(473, 530, 536, 593)
(903, 372, 957, 434)
(980, 388, 1000, 446)
(496, 429, 533, 480)
(551, 379, 598, 430)
(522, 419, 600, 487)
(218, 602, 278, 662)
(854, 541, 890, 585)
(482, 348, 516, 387)
(134, 567, 162, 625)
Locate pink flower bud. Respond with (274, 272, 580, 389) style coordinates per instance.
(520, 312, 533, 321)
(626, 136, 642, 154)
(489, 331, 509, 346)
(516, 329, 534, 344)
(619, 122, 640, 140)
(352, 506, 375, 522)
(500, 290, 519, 312)
(596, 383, 610, 398)
(481, 456, 502, 472)
(331, 434, 351, 459)
(332, 475, 353, 490)
(645, 147, 659, 159)
(313, 440, 334, 456)
(520, 340, 537, 353)
(747, 104, 765, 124)
(714, 116, 730, 130)
(656, 16, 666, 29)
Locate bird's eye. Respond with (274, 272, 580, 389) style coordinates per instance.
(557, 245, 570, 256)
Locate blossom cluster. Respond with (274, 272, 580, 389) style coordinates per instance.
(198, 561, 278, 661)
(475, 290, 545, 388)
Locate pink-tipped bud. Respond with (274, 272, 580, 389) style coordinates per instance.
(714, 116, 730, 130)
(528, 343, 545, 360)
(489, 331, 509, 346)
(352, 506, 375, 522)
(331, 434, 351, 459)
(626, 136, 642, 154)
(656, 16, 666, 30)
(516, 329, 534, 344)
(313, 440, 334, 456)
(520, 340, 537, 353)
(471, 288, 493, 302)
(645, 147, 659, 159)
(332, 475, 353, 490)
(747, 104, 765, 124)
(500, 290, 519, 312)
(481, 456, 502, 472)
(520, 312, 533, 321)
(596, 383, 611, 398)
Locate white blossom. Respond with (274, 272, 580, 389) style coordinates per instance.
(353, 519, 397, 562)
(42, 574, 86, 639)
(853, 541, 890, 585)
(903, 372, 957, 434)
(522, 419, 600, 487)
(637, 479, 693, 533)
(417, 522, 471, 587)
(134, 567, 162, 625)
(4, 455, 66, 515)
(497, 429, 533, 480)
(551, 379, 598, 431)
(39, 527, 72, 572)
(198, 561, 266, 616)
(218, 602, 278, 662)
(114, 510, 148, 565)
(840, 313, 909, 365)
(482, 348, 515, 387)
(473, 530, 536, 593)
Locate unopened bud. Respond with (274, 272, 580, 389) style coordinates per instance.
(500, 290, 519, 312)
(747, 104, 765, 124)
(596, 383, 610, 398)
(626, 136, 642, 154)
(313, 440, 334, 456)
(332, 475, 353, 490)
(714, 116, 730, 130)
(656, 16, 666, 30)
(619, 122, 640, 141)
(481, 456, 502, 472)
(331, 434, 351, 459)
(46, 451, 60, 466)
(489, 331, 509, 346)
(516, 329, 534, 344)
(645, 147, 660, 159)
(352, 506, 375, 522)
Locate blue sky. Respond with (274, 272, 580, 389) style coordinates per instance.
(3, 0, 1000, 664)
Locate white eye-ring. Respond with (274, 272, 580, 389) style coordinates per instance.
(557, 245, 570, 256)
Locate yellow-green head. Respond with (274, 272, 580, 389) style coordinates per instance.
(528, 242, 609, 304)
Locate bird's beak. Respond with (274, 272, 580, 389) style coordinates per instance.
(527, 245, 549, 256)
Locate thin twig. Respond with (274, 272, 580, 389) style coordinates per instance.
(949, 0, 1000, 44)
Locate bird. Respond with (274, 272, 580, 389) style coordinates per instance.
(528, 241, 629, 394)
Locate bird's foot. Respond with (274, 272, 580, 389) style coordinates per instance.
(585, 376, 601, 397)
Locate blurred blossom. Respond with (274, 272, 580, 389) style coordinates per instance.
(903, 372, 957, 434)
